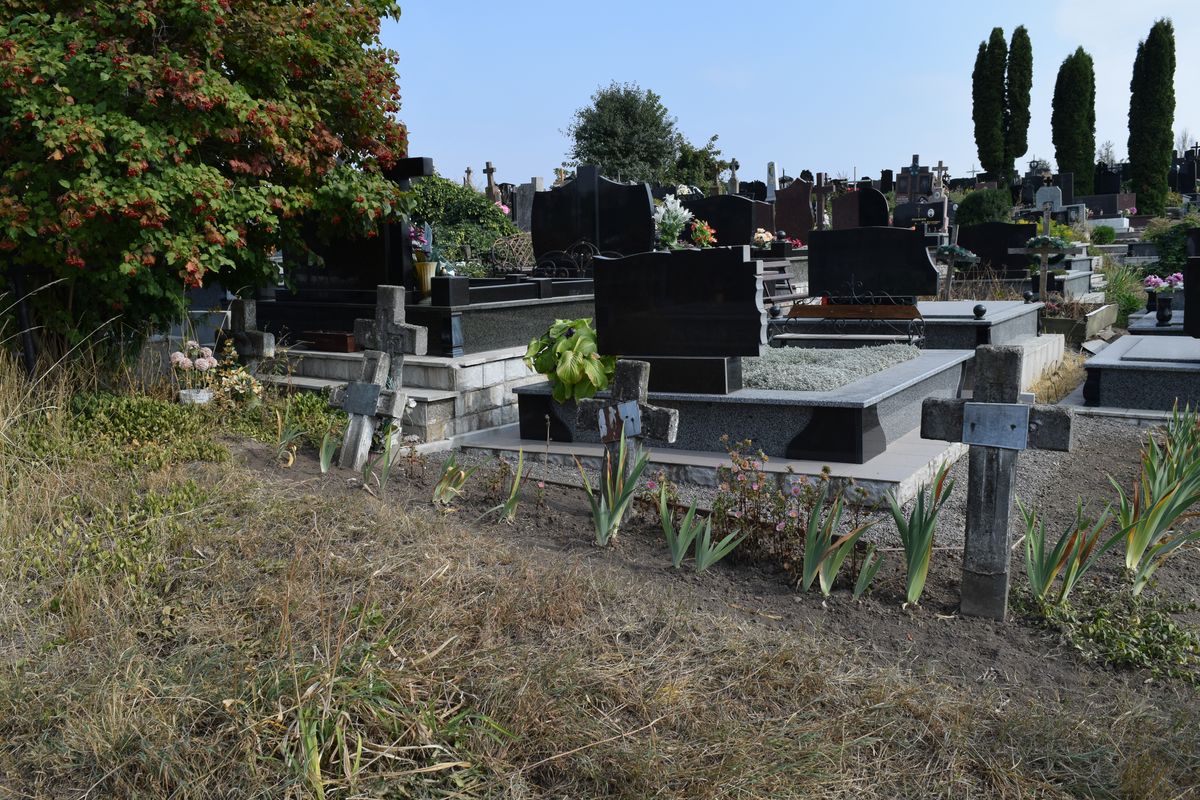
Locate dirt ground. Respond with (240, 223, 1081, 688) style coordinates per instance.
(235, 413, 1200, 714)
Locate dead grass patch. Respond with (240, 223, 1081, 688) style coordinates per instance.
(1031, 351, 1087, 404)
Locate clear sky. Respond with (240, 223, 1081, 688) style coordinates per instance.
(385, 1, 1199, 187)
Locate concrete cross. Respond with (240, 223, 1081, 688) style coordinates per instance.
(353, 285, 428, 389)
(921, 345, 1074, 620)
(463, 166, 473, 190)
(577, 360, 679, 467)
(224, 298, 275, 369)
(812, 173, 833, 230)
(483, 161, 501, 203)
(1007, 205, 1070, 299)
(329, 349, 408, 471)
(728, 158, 740, 195)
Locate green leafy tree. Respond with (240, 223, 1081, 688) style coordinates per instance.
(671, 135, 728, 191)
(954, 189, 1014, 227)
(1127, 19, 1176, 216)
(1052, 47, 1097, 194)
(1005, 26, 1033, 173)
(0, 1, 409, 349)
(972, 28, 1007, 178)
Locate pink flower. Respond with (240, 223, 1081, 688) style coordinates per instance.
(788, 509, 798, 518)
(737, 474, 747, 482)
(200, 346, 213, 358)
(790, 485, 802, 496)
(750, 483, 759, 491)
(496, 202, 510, 214)
(752, 461, 762, 470)
(178, 357, 193, 370)
(537, 481, 545, 489)
(646, 480, 658, 492)
(194, 358, 212, 372)
(775, 521, 786, 532)
(185, 340, 199, 350)
(170, 351, 185, 365)
(733, 510, 742, 519)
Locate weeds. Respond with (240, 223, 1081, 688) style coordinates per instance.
(480, 449, 524, 524)
(659, 484, 703, 568)
(853, 544, 884, 600)
(888, 461, 955, 606)
(362, 423, 397, 494)
(432, 452, 475, 509)
(576, 429, 649, 546)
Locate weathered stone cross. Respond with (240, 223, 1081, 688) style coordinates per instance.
(576, 360, 679, 464)
(921, 345, 1074, 620)
(483, 161, 501, 203)
(353, 285, 427, 389)
(812, 173, 832, 231)
(1008, 203, 1070, 299)
(329, 349, 408, 471)
(463, 166, 473, 189)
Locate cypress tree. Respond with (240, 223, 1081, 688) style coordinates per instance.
(1004, 26, 1033, 176)
(1127, 19, 1175, 216)
(972, 28, 1007, 177)
(1051, 48, 1096, 194)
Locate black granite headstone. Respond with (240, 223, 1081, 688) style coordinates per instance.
(738, 180, 768, 202)
(1186, 232, 1200, 337)
(880, 169, 894, 193)
(1054, 172, 1075, 206)
(592, 247, 765, 358)
(808, 227, 939, 301)
(1094, 163, 1122, 195)
(530, 165, 655, 257)
(892, 202, 918, 229)
(955, 222, 1038, 277)
(774, 180, 814, 241)
(682, 195, 767, 248)
(833, 188, 890, 229)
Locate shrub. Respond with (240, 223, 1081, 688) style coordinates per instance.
(954, 189, 1014, 227)
(1142, 214, 1200, 273)
(408, 176, 517, 262)
(1092, 225, 1116, 245)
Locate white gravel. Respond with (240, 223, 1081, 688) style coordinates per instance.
(742, 345, 920, 391)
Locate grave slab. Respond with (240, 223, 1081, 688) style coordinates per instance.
(1128, 310, 1186, 337)
(1084, 335, 1200, 410)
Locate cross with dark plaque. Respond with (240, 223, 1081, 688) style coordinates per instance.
(352, 285, 428, 388)
(329, 349, 408, 472)
(812, 173, 833, 230)
(920, 345, 1073, 620)
(576, 360, 679, 469)
(483, 161, 501, 203)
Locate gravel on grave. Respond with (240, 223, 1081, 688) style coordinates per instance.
(455, 415, 1152, 550)
(741, 344, 920, 392)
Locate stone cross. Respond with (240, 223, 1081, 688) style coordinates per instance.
(812, 173, 832, 230)
(225, 298, 274, 369)
(577, 360, 679, 468)
(463, 166, 473, 190)
(932, 160, 949, 198)
(921, 345, 1074, 621)
(728, 158, 740, 195)
(483, 161, 501, 203)
(1008, 204, 1070, 299)
(352, 285, 428, 389)
(329, 349, 408, 472)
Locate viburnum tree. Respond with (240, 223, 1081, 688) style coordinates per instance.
(0, 0, 409, 346)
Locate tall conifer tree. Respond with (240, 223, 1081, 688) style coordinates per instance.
(1127, 19, 1176, 215)
(1051, 48, 1097, 194)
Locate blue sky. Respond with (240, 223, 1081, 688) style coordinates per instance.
(385, 1, 1199, 186)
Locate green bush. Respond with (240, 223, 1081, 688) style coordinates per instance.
(69, 393, 228, 468)
(1091, 225, 1116, 245)
(408, 176, 517, 262)
(1142, 214, 1200, 273)
(954, 189, 1014, 227)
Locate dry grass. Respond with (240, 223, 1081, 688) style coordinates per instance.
(2, 351, 1200, 798)
(946, 265, 1028, 302)
(1031, 352, 1088, 404)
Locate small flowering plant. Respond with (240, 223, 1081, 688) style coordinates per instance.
(409, 223, 434, 261)
(1146, 272, 1184, 294)
(690, 219, 717, 248)
(170, 340, 218, 389)
(653, 195, 694, 250)
(752, 228, 775, 248)
(495, 200, 510, 215)
(787, 237, 804, 248)
(1120, 207, 1138, 217)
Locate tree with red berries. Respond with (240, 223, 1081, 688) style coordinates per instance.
(0, 0, 409, 349)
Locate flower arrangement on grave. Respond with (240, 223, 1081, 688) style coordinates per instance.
(524, 318, 617, 403)
(494, 200, 511, 215)
(1025, 235, 1069, 267)
(652, 195, 694, 250)
(935, 244, 977, 262)
(170, 340, 218, 390)
(752, 228, 775, 248)
(690, 219, 717, 248)
(1145, 272, 1184, 294)
(211, 341, 263, 404)
(1120, 207, 1138, 218)
(787, 237, 804, 248)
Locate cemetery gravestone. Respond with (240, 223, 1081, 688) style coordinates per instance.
(921, 346, 1074, 620)
(775, 179, 815, 241)
(812, 173, 833, 230)
(329, 350, 409, 472)
(222, 299, 275, 369)
(1034, 184, 1063, 212)
(807, 227, 939, 301)
(511, 177, 544, 232)
(483, 162, 501, 203)
(956, 222, 1038, 277)
(682, 195, 763, 248)
(352, 285, 428, 387)
(576, 359, 680, 461)
(727, 158, 740, 195)
(767, 162, 778, 202)
(530, 165, 654, 258)
(832, 187, 890, 230)
(739, 180, 768, 202)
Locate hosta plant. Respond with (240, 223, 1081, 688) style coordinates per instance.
(524, 319, 616, 403)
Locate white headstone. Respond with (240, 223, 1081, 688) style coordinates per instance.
(767, 162, 778, 202)
(1034, 185, 1064, 212)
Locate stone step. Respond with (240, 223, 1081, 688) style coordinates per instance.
(259, 373, 457, 403)
(277, 346, 535, 391)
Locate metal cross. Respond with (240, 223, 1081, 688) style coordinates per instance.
(921, 346, 1074, 620)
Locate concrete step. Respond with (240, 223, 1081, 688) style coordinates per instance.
(278, 346, 536, 391)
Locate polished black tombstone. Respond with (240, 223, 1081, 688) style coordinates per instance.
(956, 222, 1038, 277)
(530, 165, 654, 258)
(682, 195, 769, 248)
(738, 180, 768, 201)
(1186, 230, 1200, 338)
(808, 227, 939, 302)
(774, 180, 815, 241)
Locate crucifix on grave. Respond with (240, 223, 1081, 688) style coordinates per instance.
(728, 158, 740, 195)
(1007, 195, 1070, 299)
(329, 349, 408, 471)
(921, 345, 1074, 620)
(463, 166, 474, 190)
(483, 161, 501, 203)
(812, 173, 833, 230)
(576, 360, 679, 470)
(932, 160, 949, 197)
(352, 284, 427, 388)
